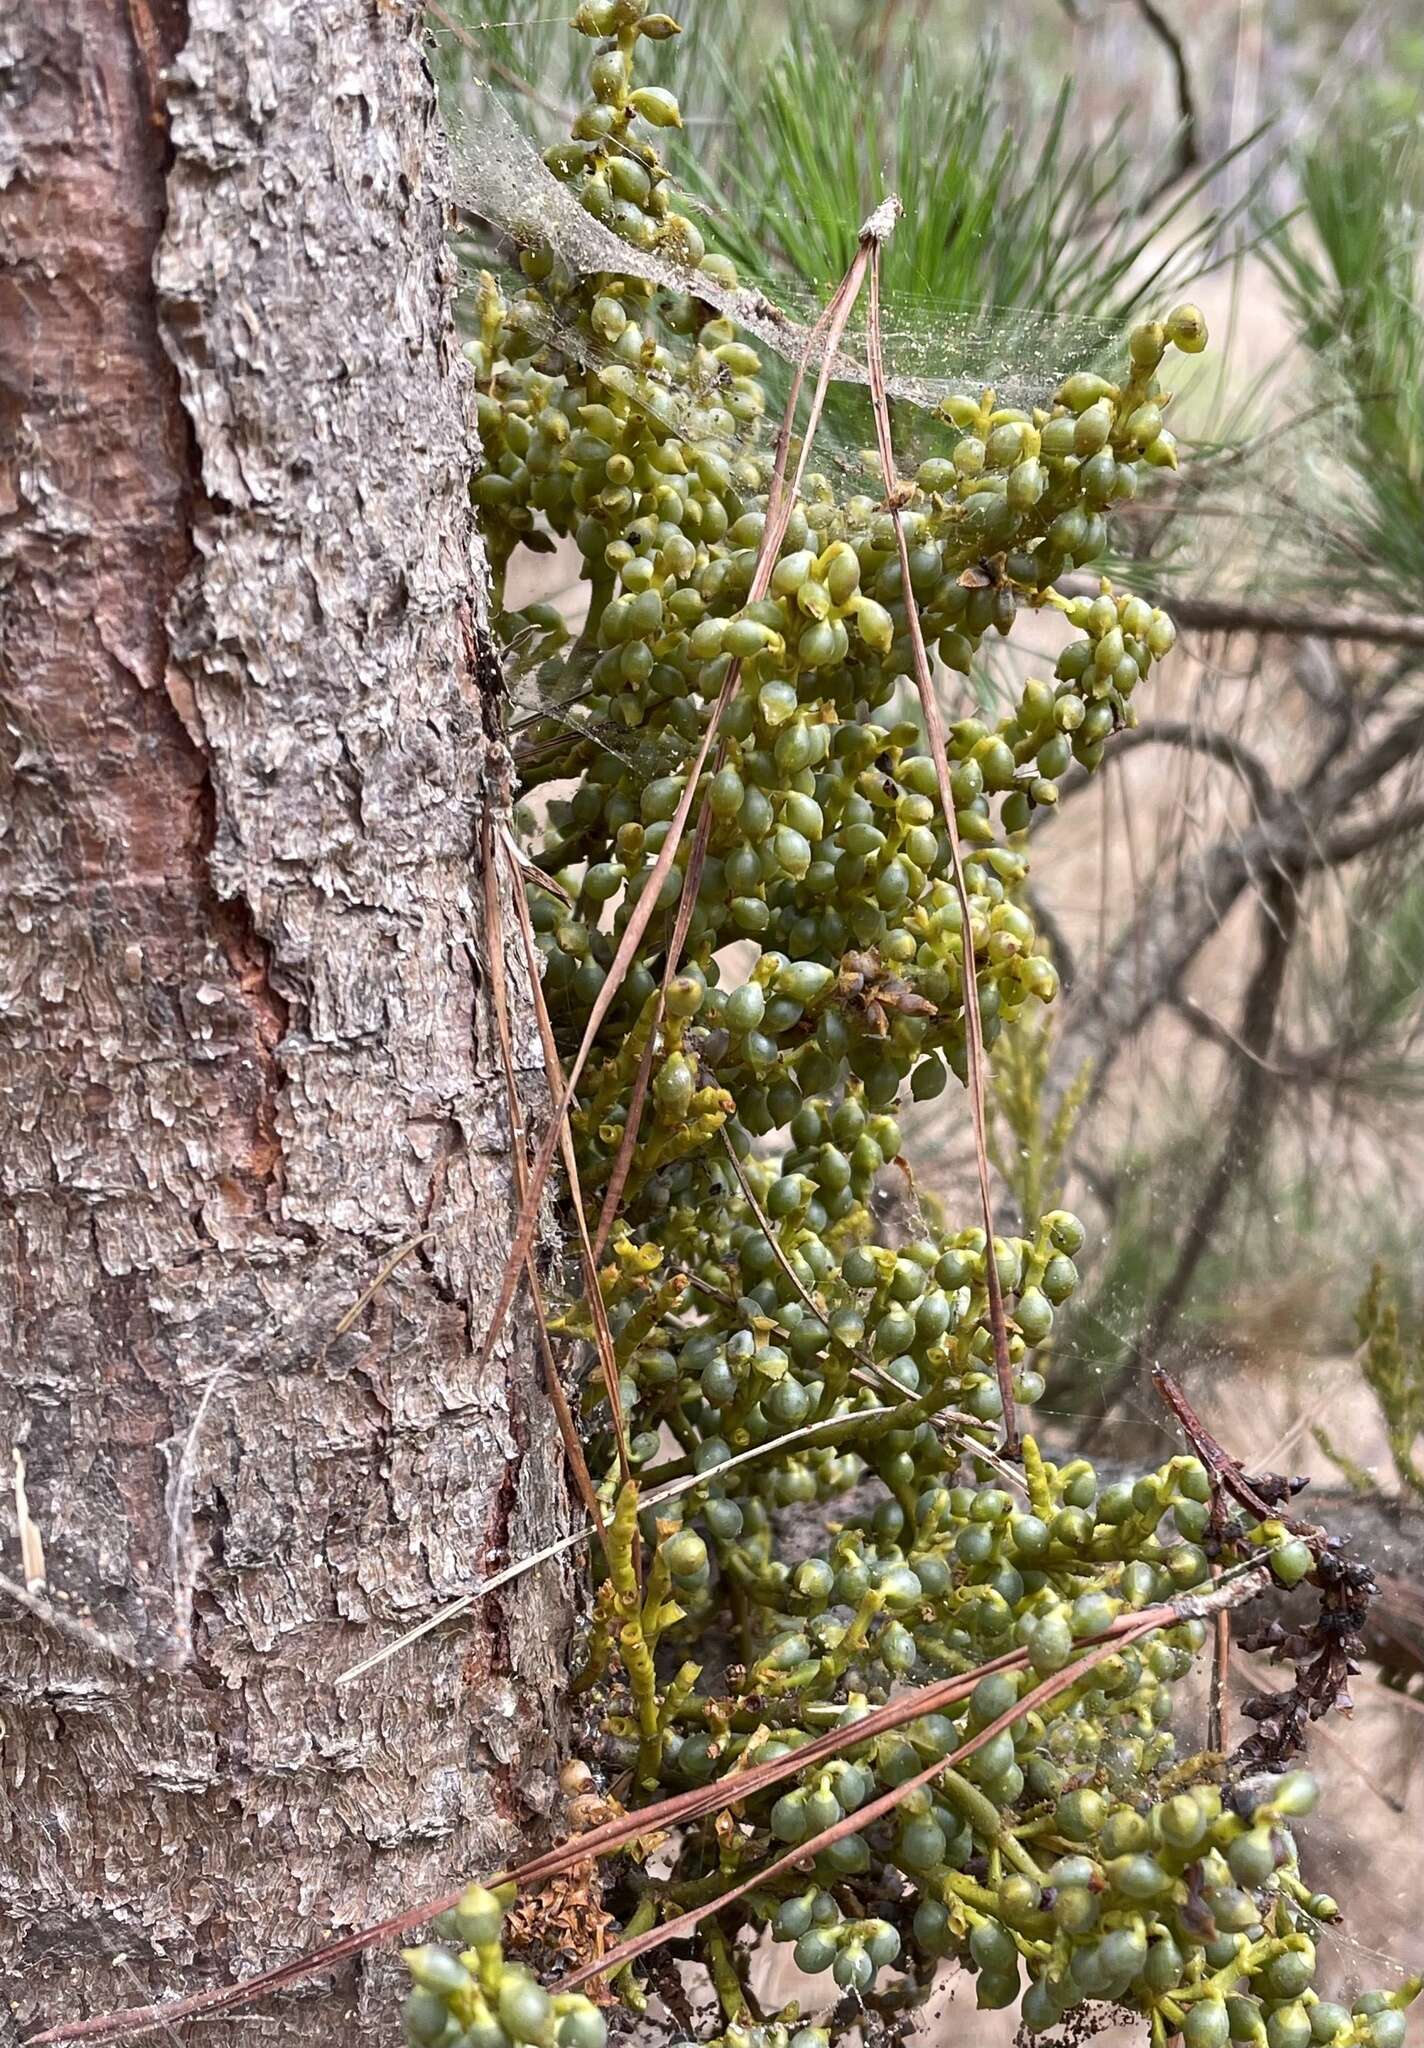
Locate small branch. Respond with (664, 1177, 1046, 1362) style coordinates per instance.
(1083, 872, 1298, 1438)
(1051, 718, 1277, 814)
(1124, 0, 1199, 202)
(1165, 591, 1424, 650)
(1318, 699, 1424, 814)
(1172, 989, 1394, 1093)
(1311, 793, 1424, 871)
(1208, 1568, 1230, 1752)
(1171, 992, 1301, 1078)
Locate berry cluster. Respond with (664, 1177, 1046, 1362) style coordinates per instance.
(403, 1888, 607, 2048)
(401, 4, 1418, 2045)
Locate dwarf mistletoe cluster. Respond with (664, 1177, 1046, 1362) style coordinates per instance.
(402, 6, 1417, 2048)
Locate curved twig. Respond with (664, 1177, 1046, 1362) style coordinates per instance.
(1124, 0, 1200, 204)
(1051, 717, 1276, 815)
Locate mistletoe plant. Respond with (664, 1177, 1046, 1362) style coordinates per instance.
(400, 7, 1418, 2048)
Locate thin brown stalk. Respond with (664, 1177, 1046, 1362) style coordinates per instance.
(29, 1576, 1265, 2048)
(482, 815, 609, 1550)
(862, 241, 1018, 1458)
(564, 1583, 1268, 1990)
(495, 822, 634, 1487)
(1208, 1561, 1229, 1754)
(590, 804, 713, 1262)
(485, 811, 631, 1474)
(592, 1025, 660, 1260)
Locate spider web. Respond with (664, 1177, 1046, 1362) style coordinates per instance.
(441, 73, 1129, 410)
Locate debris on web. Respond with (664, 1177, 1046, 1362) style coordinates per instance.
(442, 75, 1126, 412)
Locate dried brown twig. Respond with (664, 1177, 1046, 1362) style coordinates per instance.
(485, 810, 610, 1548)
(863, 234, 1019, 1458)
(28, 1577, 1266, 2047)
(1149, 1370, 1378, 1773)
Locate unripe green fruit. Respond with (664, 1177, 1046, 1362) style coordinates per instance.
(557, 2009, 607, 2048)
(1271, 1539, 1313, 1587)
(1052, 1884, 1099, 1932)
(793, 1929, 836, 1975)
(1268, 1770, 1320, 1818)
(629, 84, 682, 126)
(403, 1989, 455, 2045)
(1268, 2009, 1314, 2048)
(1166, 302, 1209, 353)
(1015, 1287, 1053, 1342)
(1056, 1787, 1106, 1840)
(663, 1528, 708, 1579)
(1187, 2000, 1233, 2048)
(1158, 1792, 1207, 1850)
(1107, 1851, 1171, 1898)
(1074, 399, 1114, 454)
(1144, 1933, 1185, 1992)
(404, 1947, 471, 1996)
(1265, 1948, 1315, 1999)
(1227, 1826, 1280, 1886)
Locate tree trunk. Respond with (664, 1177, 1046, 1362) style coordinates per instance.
(0, 3, 571, 2040)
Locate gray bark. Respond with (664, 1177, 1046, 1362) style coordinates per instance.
(0, 2, 570, 2040)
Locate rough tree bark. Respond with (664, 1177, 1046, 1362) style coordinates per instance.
(0, 3, 571, 2040)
